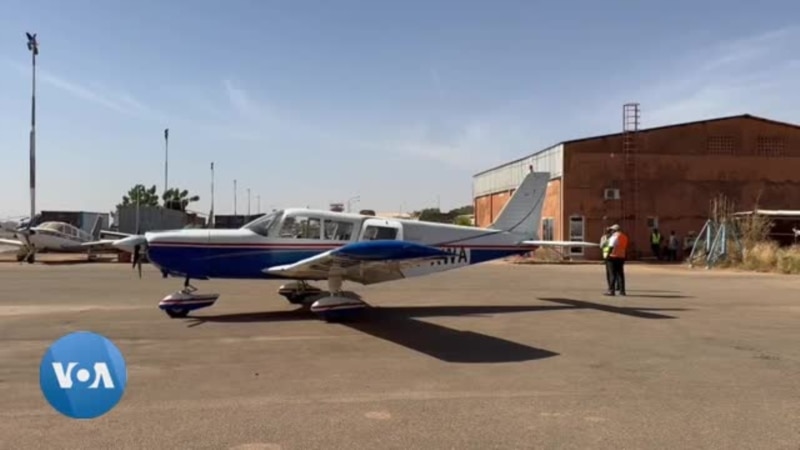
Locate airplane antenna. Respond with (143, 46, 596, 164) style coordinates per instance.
(26, 32, 38, 225)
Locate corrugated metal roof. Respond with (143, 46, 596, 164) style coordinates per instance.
(473, 114, 800, 177)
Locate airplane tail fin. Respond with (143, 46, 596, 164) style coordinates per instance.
(90, 215, 103, 240)
(489, 171, 550, 239)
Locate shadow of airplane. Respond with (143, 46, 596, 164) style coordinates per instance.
(184, 299, 688, 363)
(537, 298, 687, 319)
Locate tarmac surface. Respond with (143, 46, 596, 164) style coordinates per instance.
(0, 260, 799, 449)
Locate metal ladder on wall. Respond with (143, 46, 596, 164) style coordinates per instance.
(622, 103, 641, 259)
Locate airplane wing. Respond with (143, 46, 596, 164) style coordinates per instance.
(522, 240, 599, 247)
(100, 230, 133, 239)
(56, 239, 121, 252)
(263, 240, 451, 285)
(0, 238, 24, 247)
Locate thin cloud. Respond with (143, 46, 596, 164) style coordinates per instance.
(633, 26, 800, 126)
(4, 60, 163, 120)
(391, 117, 537, 171)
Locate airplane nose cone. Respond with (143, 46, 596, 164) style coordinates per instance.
(113, 235, 147, 253)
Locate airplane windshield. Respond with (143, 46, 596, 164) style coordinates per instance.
(243, 210, 282, 237)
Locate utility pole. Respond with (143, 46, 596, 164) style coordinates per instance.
(26, 32, 38, 223)
(233, 179, 237, 215)
(209, 162, 215, 228)
(163, 128, 169, 197)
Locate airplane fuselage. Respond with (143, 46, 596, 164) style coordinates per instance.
(142, 210, 532, 282)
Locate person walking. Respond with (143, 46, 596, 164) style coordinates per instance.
(605, 224, 628, 296)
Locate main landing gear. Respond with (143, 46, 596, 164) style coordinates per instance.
(158, 276, 220, 319)
(278, 276, 370, 322)
(157, 276, 368, 323)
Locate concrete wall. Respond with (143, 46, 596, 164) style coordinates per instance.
(563, 116, 800, 258)
(116, 206, 190, 234)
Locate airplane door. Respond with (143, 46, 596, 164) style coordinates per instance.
(359, 218, 404, 241)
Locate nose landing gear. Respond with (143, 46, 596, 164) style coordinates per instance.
(158, 276, 219, 318)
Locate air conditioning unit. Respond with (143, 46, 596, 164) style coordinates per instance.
(603, 188, 620, 200)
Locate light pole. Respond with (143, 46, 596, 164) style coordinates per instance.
(26, 32, 38, 222)
(209, 162, 215, 227)
(257, 195, 261, 214)
(163, 128, 169, 197)
(347, 195, 360, 213)
(247, 188, 251, 217)
(233, 179, 237, 215)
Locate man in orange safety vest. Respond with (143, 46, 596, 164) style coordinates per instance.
(604, 224, 628, 296)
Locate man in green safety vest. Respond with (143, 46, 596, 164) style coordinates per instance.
(650, 227, 663, 260)
(600, 226, 614, 292)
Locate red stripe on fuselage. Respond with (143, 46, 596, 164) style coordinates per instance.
(148, 241, 534, 251)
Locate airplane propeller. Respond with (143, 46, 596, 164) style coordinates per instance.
(112, 235, 148, 278)
(15, 219, 36, 264)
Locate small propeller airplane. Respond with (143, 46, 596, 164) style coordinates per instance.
(0, 215, 131, 263)
(113, 171, 598, 322)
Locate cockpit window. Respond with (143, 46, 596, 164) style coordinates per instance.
(243, 211, 281, 237)
(279, 215, 321, 239)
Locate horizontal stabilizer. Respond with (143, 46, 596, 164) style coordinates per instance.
(522, 240, 598, 248)
(264, 239, 451, 285)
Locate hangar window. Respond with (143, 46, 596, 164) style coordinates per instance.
(542, 218, 555, 241)
(568, 215, 585, 256)
(707, 136, 737, 155)
(756, 136, 785, 157)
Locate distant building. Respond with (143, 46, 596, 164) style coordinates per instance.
(212, 214, 265, 229)
(473, 113, 800, 260)
(38, 210, 110, 234)
(115, 205, 198, 233)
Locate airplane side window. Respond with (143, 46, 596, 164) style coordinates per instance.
(282, 215, 321, 239)
(323, 220, 354, 241)
(279, 217, 296, 238)
(363, 226, 397, 240)
(375, 226, 398, 240)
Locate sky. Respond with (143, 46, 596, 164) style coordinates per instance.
(0, 0, 798, 219)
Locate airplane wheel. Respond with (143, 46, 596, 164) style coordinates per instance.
(26, 254, 35, 264)
(165, 308, 189, 318)
(16, 254, 24, 262)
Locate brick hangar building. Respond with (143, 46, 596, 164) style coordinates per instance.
(472, 111, 800, 260)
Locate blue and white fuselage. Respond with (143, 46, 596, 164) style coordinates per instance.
(140, 209, 534, 282)
(113, 172, 597, 321)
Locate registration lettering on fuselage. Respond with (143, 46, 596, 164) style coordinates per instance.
(431, 246, 470, 266)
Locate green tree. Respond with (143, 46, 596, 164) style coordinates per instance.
(162, 188, 200, 211)
(119, 184, 160, 208)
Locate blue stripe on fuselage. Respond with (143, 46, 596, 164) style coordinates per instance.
(147, 244, 528, 280)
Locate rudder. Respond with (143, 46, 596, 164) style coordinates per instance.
(488, 171, 550, 239)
